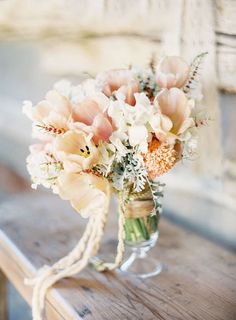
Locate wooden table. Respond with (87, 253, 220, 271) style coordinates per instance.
(0, 193, 236, 320)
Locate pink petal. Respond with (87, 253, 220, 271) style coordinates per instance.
(156, 56, 189, 89)
(46, 90, 72, 117)
(92, 114, 113, 143)
(73, 99, 100, 125)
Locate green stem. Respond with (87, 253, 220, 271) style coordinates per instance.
(137, 218, 150, 241)
(132, 219, 143, 240)
(124, 216, 155, 243)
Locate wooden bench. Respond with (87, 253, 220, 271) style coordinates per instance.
(0, 192, 236, 320)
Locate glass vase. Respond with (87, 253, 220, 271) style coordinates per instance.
(119, 196, 162, 278)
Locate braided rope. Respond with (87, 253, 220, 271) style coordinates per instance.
(36, 194, 111, 316)
(92, 193, 126, 271)
(27, 184, 111, 320)
(34, 215, 99, 320)
(113, 204, 126, 267)
(25, 215, 95, 287)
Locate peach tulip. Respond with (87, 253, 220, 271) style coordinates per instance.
(157, 88, 194, 136)
(57, 172, 109, 218)
(156, 56, 189, 89)
(23, 90, 72, 140)
(72, 94, 114, 143)
(98, 69, 140, 106)
(55, 130, 100, 172)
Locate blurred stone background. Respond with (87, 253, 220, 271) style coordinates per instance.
(0, 0, 236, 318)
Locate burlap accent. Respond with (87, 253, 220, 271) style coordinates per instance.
(124, 199, 155, 219)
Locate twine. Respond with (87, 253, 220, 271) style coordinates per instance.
(124, 199, 154, 219)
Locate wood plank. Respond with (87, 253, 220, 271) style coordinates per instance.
(0, 231, 82, 320)
(0, 193, 236, 320)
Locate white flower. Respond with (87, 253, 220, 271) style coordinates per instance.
(128, 125, 148, 153)
(131, 93, 153, 125)
(108, 92, 154, 139)
(26, 144, 62, 191)
(108, 92, 153, 129)
(97, 142, 115, 174)
(107, 92, 155, 157)
(108, 100, 127, 132)
(182, 134, 198, 159)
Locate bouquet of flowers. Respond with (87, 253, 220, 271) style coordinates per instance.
(23, 53, 207, 320)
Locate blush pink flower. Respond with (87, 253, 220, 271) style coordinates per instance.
(156, 56, 189, 89)
(98, 69, 140, 106)
(23, 90, 72, 140)
(72, 94, 114, 144)
(156, 88, 194, 136)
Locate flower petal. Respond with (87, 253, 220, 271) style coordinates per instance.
(92, 114, 113, 143)
(57, 172, 109, 218)
(156, 56, 189, 89)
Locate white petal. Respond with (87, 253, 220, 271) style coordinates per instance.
(128, 125, 148, 149)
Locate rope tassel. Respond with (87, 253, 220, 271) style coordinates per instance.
(25, 185, 127, 320)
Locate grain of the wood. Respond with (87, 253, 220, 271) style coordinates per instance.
(0, 269, 8, 320)
(0, 230, 82, 320)
(0, 193, 236, 320)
